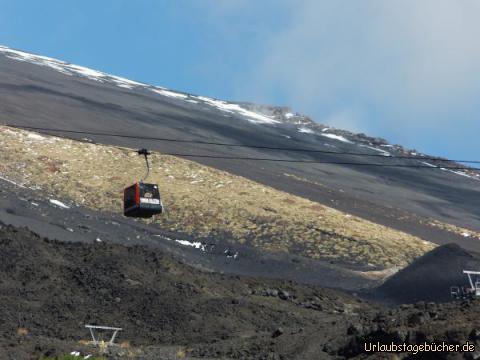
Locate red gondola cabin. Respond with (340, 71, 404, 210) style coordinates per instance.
(123, 182, 163, 218)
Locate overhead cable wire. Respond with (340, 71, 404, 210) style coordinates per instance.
(139, 152, 480, 171)
(3, 123, 480, 171)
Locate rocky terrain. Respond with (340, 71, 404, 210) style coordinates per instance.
(0, 223, 371, 359)
(2, 224, 480, 360)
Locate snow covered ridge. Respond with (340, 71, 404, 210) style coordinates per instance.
(0, 45, 147, 90)
(197, 97, 279, 125)
(0, 45, 277, 125)
(2, 45, 479, 178)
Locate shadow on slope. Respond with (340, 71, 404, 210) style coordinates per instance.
(373, 243, 480, 304)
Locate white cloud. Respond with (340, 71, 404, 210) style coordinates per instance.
(234, 0, 480, 154)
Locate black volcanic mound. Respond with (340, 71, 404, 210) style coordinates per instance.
(375, 243, 480, 304)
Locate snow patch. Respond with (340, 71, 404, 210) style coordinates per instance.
(0, 45, 285, 124)
(0, 175, 27, 188)
(417, 161, 474, 179)
(360, 145, 391, 156)
(108, 75, 145, 89)
(151, 88, 188, 99)
(298, 127, 314, 134)
(175, 239, 207, 251)
(67, 64, 106, 80)
(320, 133, 353, 143)
(154, 235, 206, 251)
(195, 96, 280, 125)
(0, 45, 149, 93)
(448, 170, 480, 181)
(49, 199, 70, 209)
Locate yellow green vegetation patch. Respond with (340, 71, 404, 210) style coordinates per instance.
(0, 126, 435, 267)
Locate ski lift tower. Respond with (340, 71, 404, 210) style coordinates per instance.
(450, 270, 480, 300)
(85, 324, 123, 346)
(463, 270, 480, 296)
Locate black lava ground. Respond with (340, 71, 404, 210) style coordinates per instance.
(0, 223, 372, 359)
(4, 224, 480, 359)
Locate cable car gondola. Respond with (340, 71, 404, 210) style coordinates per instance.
(123, 149, 163, 218)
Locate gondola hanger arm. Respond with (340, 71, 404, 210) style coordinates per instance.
(137, 148, 151, 182)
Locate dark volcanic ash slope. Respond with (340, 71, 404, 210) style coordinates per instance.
(373, 244, 480, 304)
(4, 223, 480, 360)
(0, 222, 372, 360)
(0, 45, 480, 252)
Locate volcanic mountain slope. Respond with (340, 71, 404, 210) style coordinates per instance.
(0, 157, 386, 294)
(0, 125, 433, 271)
(0, 45, 480, 253)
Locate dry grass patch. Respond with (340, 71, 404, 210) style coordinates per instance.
(426, 219, 480, 240)
(0, 126, 435, 267)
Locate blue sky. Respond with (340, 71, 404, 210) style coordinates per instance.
(1, 0, 479, 160)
